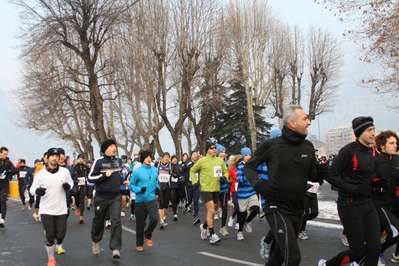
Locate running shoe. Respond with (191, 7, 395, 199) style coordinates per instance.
(200, 224, 208, 240)
(340, 231, 349, 246)
(159, 220, 166, 230)
(192, 217, 200, 225)
(237, 231, 244, 241)
(71, 205, 76, 210)
(298, 231, 309, 240)
(258, 212, 265, 219)
(220, 226, 229, 236)
(92, 242, 100, 255)
(187, 206, 192, 213)
(105, 220, 111, 228)
(0, 219, 4, 228)
(378, 253, 386, 266)
(145, 238, 153, 247)
(121, 211, 125, 217)
(392, 253, 399, 263)
(55, 244, 65, 254)
(163, 219, 168, 227)
(227, 216, 234, 227)
(136, 246, 144, 252)
(112, 249, 121, 259)
(28, 204, 32, 210)
(209, 233, 221, 244)
(235, 223, 239, 230)
(129, 214, 136, 220)
(173, 214, 178, 221)
(79, 217, 84, 224)
(317, 259, 327, 266)
(245, 222, 253, 233)
(86, 205, 90, 210)
(47, 258, 57, 266)
(75, 209, 80, 217)
(260, 237, 272, 260)
(33, 212, 40, 222)
(214, 213, 219, 220)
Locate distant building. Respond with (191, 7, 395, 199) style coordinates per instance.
(325, 125, 354, 155)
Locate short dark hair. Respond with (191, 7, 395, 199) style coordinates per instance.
(375, 130, 399, 152)
(0, 147, 8, 153)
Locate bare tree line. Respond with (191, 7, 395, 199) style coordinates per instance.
(11, 0, 343, 158)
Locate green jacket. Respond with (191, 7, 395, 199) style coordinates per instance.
(190, 154, 228, 192)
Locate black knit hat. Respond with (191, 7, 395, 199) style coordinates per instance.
(140, 150, 153, 163)
(57, 148, 65, 155)
(101, 139, 116, 153)
(352, 116, 374, 138)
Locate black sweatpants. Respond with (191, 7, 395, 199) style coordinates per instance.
(91, 195, 122, 251)
(0, 185, 8, 219)
(135, 200, 158, 246)
(300, 194, 319, 231)
(266, 211, 302, 266)
(41, 214, 68, 245)
(75, 185, 85, 216)
(326, 201, 380, 266)
(18, 178, 26, 205)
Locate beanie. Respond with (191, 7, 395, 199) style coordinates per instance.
(270, 129, 282, 139)
(352, 116, 374, 138)
(77, 154, 84, 159)
(216, 144, 226, 156)
(20, 159, 26, 164)
(140, 150, 153, 163)
(205, 142, 215, 151)
(47, 147, 60, 157)
(241, 147, 251, 158)
(101, 139, 116, 153)
(57, 147, 65, 155)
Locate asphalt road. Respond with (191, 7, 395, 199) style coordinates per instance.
(0, 193, 396, 266)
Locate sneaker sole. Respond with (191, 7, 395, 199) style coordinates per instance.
(210, 238, 221, 244)
(113, 254, 121, 259)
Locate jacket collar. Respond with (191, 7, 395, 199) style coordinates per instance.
(281, 126, 307, 146)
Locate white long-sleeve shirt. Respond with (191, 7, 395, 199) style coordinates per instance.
(30, 167, 73, 215)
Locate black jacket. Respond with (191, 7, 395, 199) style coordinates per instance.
(0, 158, 18, 187)
(244, 126, 317, 215)
(181, 159, 197, 187)
(371, 151, 399, 209)
(88, 155, 123, 199)
(326, 140, 374, 206)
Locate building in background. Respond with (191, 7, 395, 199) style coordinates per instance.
(324, 125, 354, 155)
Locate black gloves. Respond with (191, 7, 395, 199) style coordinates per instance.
(62, 182, 71, 191)
(350, 184, 370, 196)
(141, 187, 147, 193)
(193, 183, 200, 189)
(254, 182, 280, 201)
(36, 187, 47, 196)
(316, 163, 329, 180)
(220, 176, 228, 182)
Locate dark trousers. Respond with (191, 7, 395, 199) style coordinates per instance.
(266, 211, 302, 266)
(300, 194, 319, 231)
(75, 185, 85, 216)
(91, 195, 122, 251)
(0, 185, 8, 219)
(378, 206, 399, 255)
(41, 214, 68, 245)
(18, 179, 26, 205)
(135, 200, 158, 246)
(185, 186, 200, 217)
(326, 201, 380, 266)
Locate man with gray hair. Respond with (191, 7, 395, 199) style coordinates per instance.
(244, 105, 325, 265)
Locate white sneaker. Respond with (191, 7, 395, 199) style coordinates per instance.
(318, 259, 327, 266)
(106, 220, 111, 228)
(298, 231, 309, 240)
(235, 223, 239, 230)
(173, 214, 178, 221)
(219, 226, 229, 236)
(121, 211, 125, 217)
(340, 232, 349, 246)
(32, 212, 40, 222)
(0, 218, 4, 228)
(200, 224, 208, 240)
(55, 244, 65, 254)
(227, 216, 234, 227)
(260, 237, 272, 260)
(112, 249, 121, 259)
(237, 231, 244, 241)
(92, 242, 100, 255)
(209, 233, 221, 244)
(245, 222, 253, 233)
(214, 213, 219, 220)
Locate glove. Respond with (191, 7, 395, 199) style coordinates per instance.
(36, 187, 47, 196)
(254, 182, 280, 202)
(315, 163, 329, 180)
(62, 182, 71, 191)
(193, 183, 200, 189)
(350, 184, 370, 196)
(220, 176, 228, 182)
(140, 187, 147, 193)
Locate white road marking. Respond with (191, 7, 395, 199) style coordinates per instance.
(122, 225, 136, 234)
(199, 251, 264, 266)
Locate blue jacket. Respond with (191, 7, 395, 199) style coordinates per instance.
(237, 162, 256, 199)
(24, 167, 35, 186)
(130, 164, 159, 203)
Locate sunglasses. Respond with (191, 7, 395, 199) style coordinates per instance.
(209, 147, 216, 150)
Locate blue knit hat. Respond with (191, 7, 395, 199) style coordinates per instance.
(216, 144, 226, 156)
(241, 147, 251, 158)
(270, 129, 282, 139)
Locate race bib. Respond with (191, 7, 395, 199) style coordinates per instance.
(307, 181, 320, 194)
(214, 166, 222, 178)
(78, 177, 85, 186)
(19, 171, 27, 178)
(158, 173, 170, 183)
